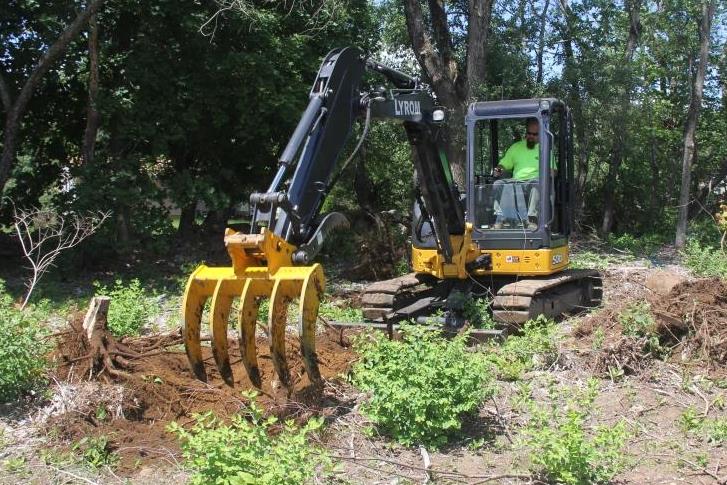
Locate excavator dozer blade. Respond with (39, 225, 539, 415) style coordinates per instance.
(182, 263, 325, 390)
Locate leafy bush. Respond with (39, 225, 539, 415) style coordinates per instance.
(520, 379, 630, 484)
(169, 393, 331, 485)
(0, 281, 50, 401)
(94, 279, 152, 336)
(681, 240, 727, 279)
(485, 316, 559, 380)
(352, 324, 494, 447)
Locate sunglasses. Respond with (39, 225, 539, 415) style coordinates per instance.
(526, 131, 539, 136)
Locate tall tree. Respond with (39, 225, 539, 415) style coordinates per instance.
(675, 0, 716, 247)
(401, 0, 495, 185)
(0, 0, 106, 196)
(600, 0, 642, 236)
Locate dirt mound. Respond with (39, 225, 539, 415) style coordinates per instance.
(47, 322, 358, 474)
(574, 278, 727, 376)
(650, 278, 727, 365)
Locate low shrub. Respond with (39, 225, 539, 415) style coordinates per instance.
(520, 379, 630, 484)
(94, 279, 151, 336)
(0, 280, 50, 401)
(681, 240, 727, 279)
(352, 324, 494, 447)
(169, 393, 331, 485)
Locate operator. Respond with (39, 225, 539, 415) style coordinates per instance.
(492, 118, 541, 230)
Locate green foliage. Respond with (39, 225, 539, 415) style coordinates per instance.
(520, 379, 630, 484)
(0, 280, 50, 401)
(93, 279, 152, 337)
(72, 436, 119, 469)
(569, 250, 635, 271)
(607, 233, 667, 255)
(319, 299, 362, 322)
(679, 407, 727, 444)
(462, 297, 496, 329)
(681, 240, 727, 279)
(617, 301, 665, 357)
(169, 393, 331, 485)
(352, 325, 494, 447)
(485, 316, 559, 381)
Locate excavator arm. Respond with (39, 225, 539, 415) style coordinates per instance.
(182, 47, 466, 391)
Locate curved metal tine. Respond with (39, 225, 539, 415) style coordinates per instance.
(299, 268, 324, 387)
(210, 279, 243, 387)
(182, 274, 212, 382)
(269, 279, 296, 388)
(239, 279, 272, 388)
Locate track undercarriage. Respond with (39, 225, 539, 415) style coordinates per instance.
(361, 269, 602, 329)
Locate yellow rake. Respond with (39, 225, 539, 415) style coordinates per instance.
(182, 228, 324, 389)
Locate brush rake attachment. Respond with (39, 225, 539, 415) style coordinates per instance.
(182, 228, 324, 389)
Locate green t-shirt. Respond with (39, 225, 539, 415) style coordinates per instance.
(499, 140, 539, 181)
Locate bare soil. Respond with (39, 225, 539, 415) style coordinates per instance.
(2, 262, 727, 484)
(45, 321, 357, 474)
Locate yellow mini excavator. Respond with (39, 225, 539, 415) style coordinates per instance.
(181, 46, 601, 389)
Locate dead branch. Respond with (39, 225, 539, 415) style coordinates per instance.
(12, 204, 110, 309)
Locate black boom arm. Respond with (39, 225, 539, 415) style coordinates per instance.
(250, 46, 465, 264)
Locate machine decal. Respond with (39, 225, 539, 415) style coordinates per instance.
(395, 99, 421, 116)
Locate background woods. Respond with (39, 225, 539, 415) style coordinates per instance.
(0, 0, 725, 253)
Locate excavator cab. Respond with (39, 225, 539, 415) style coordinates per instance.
(468, 99, 573, 248)
(467, 99, 573, 242)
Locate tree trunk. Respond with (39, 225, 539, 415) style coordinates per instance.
(82, 13, 101, 166)
(557, 0, 589, 222)
(600, 0, 642, 236)
(177, 203, 198, 238)
(675, 1, 715, 248)
(535, 0, 551, 85)
(402, 0, 493, 187)
(0, 0, 106, 196)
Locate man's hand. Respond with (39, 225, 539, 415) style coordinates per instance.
(493, 166, 504, 178)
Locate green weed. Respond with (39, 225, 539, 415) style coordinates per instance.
(680, 407, 727, 444)
(0, 280, 50, 401)
(463, 297, 496, 329)
(94, 279, 152, 337)
(72, 435, 119, 469)
(520, 379, 630, 484)
(169, 392, 331, 485)
(617, 301, 666, 358)
(485, 316, 559, 381)
(352, 324, 494, 447)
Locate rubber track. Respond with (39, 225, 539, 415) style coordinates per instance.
(491, 269, 602, 325)
(361, 273, 438, 321)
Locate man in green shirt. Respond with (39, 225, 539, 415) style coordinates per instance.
(493, 118, 540, 230)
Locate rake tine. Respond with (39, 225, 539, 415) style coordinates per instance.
(299, 266, 324, 387)
(239, 279, 270, 388)
(210, 279, 242, 387)
(182, 268, 212, 382)
(269, 279, 292, 388)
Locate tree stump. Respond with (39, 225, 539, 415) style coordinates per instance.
(81, 296, 136, 380)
